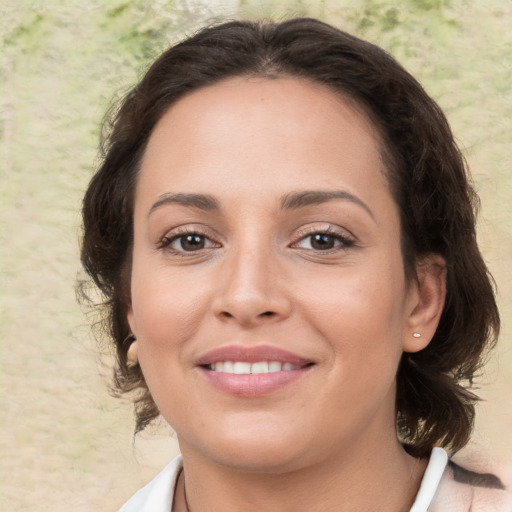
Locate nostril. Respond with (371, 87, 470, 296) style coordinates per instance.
(260, 311, 275, 317)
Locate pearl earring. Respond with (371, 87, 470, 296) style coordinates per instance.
(412, 332, 421, 338)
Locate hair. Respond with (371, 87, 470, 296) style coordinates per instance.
(80, 17, 500, 458)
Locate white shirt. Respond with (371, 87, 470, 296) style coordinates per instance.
(119, 447, 511, 511)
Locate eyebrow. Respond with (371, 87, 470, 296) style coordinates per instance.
(280, 190, 374, 219)
(149, 189, 374, 219)
(149, 193, 220, 216)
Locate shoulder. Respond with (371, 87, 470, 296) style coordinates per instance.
(118, 455, 183, 512)
(430, 459, 512, 512)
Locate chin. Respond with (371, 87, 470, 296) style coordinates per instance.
(179, 419, 314, 474)
(209, 443, 308, 474)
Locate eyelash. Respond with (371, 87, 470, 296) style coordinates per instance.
(157, 225, 355, 256)
(290, 226, 355, 253)
(157, 228, 220, 255)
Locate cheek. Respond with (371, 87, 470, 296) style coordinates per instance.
(129, 261, 211, 364)
(129, 266, 209, 425)
(295, 260, 407, 368)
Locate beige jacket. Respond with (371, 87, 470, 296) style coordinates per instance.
(429, 460, 512, 511)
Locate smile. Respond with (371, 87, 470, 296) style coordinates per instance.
(196, 345, 315, 397)
(208, 361, 303, 374)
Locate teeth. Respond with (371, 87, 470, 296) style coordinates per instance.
(233, 362, 251, 374)
(268, 361, 282, 373)
(210, 361, 302, 374)
(251, 362, 268, 374)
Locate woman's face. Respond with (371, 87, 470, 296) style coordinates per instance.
(127, 77, 427, 472)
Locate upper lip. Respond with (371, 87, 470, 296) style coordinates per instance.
(195, 345, 313, 367)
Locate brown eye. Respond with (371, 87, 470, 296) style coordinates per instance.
(298, 233, 339, 251)
(159, 232, 218, 253)
(177, 234, 206, 251)
(293, 230, 354, 252)
(310, 234, 336, 250)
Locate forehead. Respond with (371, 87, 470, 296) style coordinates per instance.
(147, 75, 382, 152)
(137, 76, 390, 207)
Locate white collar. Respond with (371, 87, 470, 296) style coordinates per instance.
(119, 448, 449, 512)
(410, 447, 449, 512)
(118, 455, 182, 512)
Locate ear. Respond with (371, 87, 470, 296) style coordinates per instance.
(403, 254, 446, 353)
(127, 303, 136, 335)
(126, 335, 139, 364)
(126, 304, 139, 364)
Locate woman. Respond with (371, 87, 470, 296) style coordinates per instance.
(80, 18, 510, 511)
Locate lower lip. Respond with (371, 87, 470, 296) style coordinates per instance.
(199, 366, 313, 397)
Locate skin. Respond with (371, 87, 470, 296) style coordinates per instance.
(127, 76, 446, 512)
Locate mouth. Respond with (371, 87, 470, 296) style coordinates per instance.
(196, 345, 315, 397)
(206, 361, 307, 374)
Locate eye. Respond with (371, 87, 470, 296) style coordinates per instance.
(159, 232, 219, 252)
(175, 234, 207, 251)
(297, 233, 340, 250)
(292, 229, 354, 252)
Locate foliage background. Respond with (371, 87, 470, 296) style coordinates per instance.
(1, 0, 510, 510)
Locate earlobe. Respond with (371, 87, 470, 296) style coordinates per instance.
(403, 254, 447, 353)
(125, 304, 139, 364)
(125, 334, 139, 364)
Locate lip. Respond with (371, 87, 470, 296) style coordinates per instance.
(195, 344, 312, 366)
(196, 345, 314, 398)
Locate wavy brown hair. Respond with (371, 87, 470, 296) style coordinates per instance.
(80, 18, 499, 458)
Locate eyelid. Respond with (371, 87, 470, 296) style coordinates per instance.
(289, 224, 356, 249)
(157, 224, 222, 252)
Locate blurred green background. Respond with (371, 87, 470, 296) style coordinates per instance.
(1, 1, 510, 510)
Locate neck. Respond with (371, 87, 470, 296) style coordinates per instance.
(174, 434, 427, 512)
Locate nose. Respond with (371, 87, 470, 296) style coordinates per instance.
(212, 246, 292, 328)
